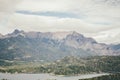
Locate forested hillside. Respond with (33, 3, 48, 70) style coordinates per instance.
(0, 56, 120, 75)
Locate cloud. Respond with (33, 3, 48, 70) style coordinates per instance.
(16, 0, 71, 12)
(0, 0, 19, 12)
(90, 27, 120, 44)
(0, 0, 21, 20)
(6, 13, 115, 33)
(16, 11, 80, 19)
(16, 0, 120, 27)
(0, 0, 22, 34)
(0, 0, 120, 44)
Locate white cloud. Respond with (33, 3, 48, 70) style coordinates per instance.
(0, 0, 21, 20)
(0, 0, 22, 34)
(7, 13, 116, 33)
(17, 0, 70, 12)
(90, 27, 120, 44)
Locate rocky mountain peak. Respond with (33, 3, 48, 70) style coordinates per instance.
(65, 31, 86, 42)
(70, 31, 85, 39)
(71, 31, 82, 36)
(5, 29, 25, 38)
(12, 29, 24, 34)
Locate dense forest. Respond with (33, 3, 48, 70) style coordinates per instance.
(79, 73, 120, 80)
(0, 56, 120, 75)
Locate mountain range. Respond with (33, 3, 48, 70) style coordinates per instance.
(0, 29, 120, 61)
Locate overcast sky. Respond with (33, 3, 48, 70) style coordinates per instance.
(0, 0, 120, 44)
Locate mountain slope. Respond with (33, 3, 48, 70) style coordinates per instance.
(0, 31, 95, 61)
(0, 29, 119, 61)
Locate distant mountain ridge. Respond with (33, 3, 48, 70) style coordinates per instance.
(0, 29, 119, 61)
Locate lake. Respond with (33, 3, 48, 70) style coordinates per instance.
(0, 73, 108, 80)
